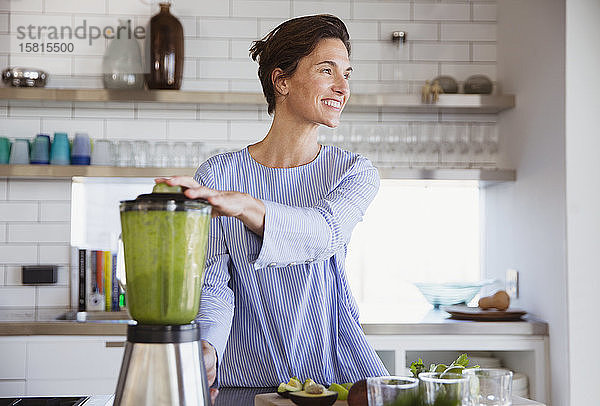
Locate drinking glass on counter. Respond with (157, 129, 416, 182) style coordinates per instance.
(187, 142, 205, 168)
(50, 133, 71, 165)
(0, 137, 10, 164)
(367, 376, 419, 406)
(419, 372, 469, 406)
(71, 133, 91, 165)
(462, 368, 513, 406)
(30, 134, 50, 164)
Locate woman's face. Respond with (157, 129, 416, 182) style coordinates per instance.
(278, 37, 352, 128)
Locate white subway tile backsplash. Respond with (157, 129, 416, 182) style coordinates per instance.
(292, 1, 351, 19)
(0, 202, 38, 222)
(230, 121, 271, 141)
(414, 43, 469, 62)
(9, 106, 71, 118)
(0, 13, 7, 32)
(40, 202, 71, 222)
(380, 62, 438, 81)
(348, 62, 378, 81)
(0, 245, 37, 264)
(473, 4, 497, 22)
(37, 286, 70, 306)
(105, 119, 168, 140)
(9, 14, 71, 34)
(9, 0, 43, 13)
(440, 63, 496, 81)
(4, 265, 22, 285)
(0, 266, 4, 285)
(232, 0, 290, 19)
(198, 18, 258, 39)
(167, 120, 228, 142)
(186, 39, 229, 58)
(180, 17, 197, 37)
(345, 21, 378, 41)
(0, 118, 40, 138)
(229, 79, 263, 93)
(41, 118, 104, 139)
(259, 19, 286, 37)
(107, 0, 151, 16)
(198, 60, 258, 80)
(352, 2, 410, 20)
(441, 23, 496, 42)
(473, 44, 496, 62)
(0, 287, 36, 307)
(45, 0, 105, 14)
(440, 113, 498, 123)
(72, 56, 105, 75)
(8, 223, 70, 243)
(8, 180, 71, 201)
(138, 106, 197, 120)
(74, 106, 134, 119)
(380, 22, 438, 42)
(39, 245, 71, 265)
(231, 39, 255, 59)
(0, 224, 5, 243)
(183, 58, 197, 79)
(10, 54, 72, 76)
(414, 3, 470, 21)
(180, 79, 229, 92)
(197, 106, 261, 121)
(351, 41, 409, 61)
(0, 180, 6, 200)
(170, 0, 229, 18)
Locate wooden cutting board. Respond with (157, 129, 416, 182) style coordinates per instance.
(255, 393, 348, 406)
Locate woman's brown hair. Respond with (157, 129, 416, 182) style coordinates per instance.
(249, 14, 351, 114)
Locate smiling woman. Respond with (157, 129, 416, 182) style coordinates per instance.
(156, 14, 388, 394)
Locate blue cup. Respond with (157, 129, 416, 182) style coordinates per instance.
(0, 137, 10, 164)
(30, 134, 50, 164)
(50, 132, 71, 165)
(71, 132, 91, 165)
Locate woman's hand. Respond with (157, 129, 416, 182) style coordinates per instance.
(201, 340, 219, 404)
(155, 176, 266, 236)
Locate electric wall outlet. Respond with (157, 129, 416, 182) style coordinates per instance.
(506, 269, 519, 299)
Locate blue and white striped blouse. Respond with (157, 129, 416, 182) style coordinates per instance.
(194, 144, 388, 387)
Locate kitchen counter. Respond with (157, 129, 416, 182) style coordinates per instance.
(0, 307, 548, 336)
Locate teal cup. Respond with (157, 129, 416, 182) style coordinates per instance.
(0, 137, 10, 164)
(30, 134, 50, 164)
(50, 132, 71, 165)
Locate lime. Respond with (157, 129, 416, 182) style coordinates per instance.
(328, 383, 349, 401)
(152, 183, 182, 193)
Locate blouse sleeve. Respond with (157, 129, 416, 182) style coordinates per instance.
(194, 161, 235, 376)
(250, 155, 380, 269)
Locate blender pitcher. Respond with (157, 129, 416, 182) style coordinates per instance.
(114, 185, 212, 406)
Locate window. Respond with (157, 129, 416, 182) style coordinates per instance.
(345, 180, 481, 320)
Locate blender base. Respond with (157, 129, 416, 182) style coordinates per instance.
(113, 323, 211, 406)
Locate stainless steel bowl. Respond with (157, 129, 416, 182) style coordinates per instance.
(2, 67, 48, 87)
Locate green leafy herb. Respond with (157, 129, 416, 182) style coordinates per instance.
(409, 358, 426, 378)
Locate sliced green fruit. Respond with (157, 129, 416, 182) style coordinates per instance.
(303, 378, 316, 390)
(341, 382, 353, 390)
(327, 383, 349, 401)
(152, 183, 182, 193)
(305, 383, 325, 395)
(288, 377, 303, 390)
(277, 378, 303, 398)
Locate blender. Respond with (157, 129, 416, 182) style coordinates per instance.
(114, 184, 212, 406)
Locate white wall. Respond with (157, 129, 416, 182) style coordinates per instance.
(565, 1, 600, 405)
(486, 1, 567, 405)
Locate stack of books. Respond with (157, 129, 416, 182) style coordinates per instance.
(72, 248, 121, 312)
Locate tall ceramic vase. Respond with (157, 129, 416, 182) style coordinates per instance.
(146, 2, 184, 90)
(102, 19, 144, 89)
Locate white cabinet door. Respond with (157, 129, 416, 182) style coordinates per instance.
(0, 380, 26, 396)
(0, 340, 27, 379)
(27, 336, 125, 380)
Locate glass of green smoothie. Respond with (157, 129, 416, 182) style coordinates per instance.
(119, 184, 211, 325)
